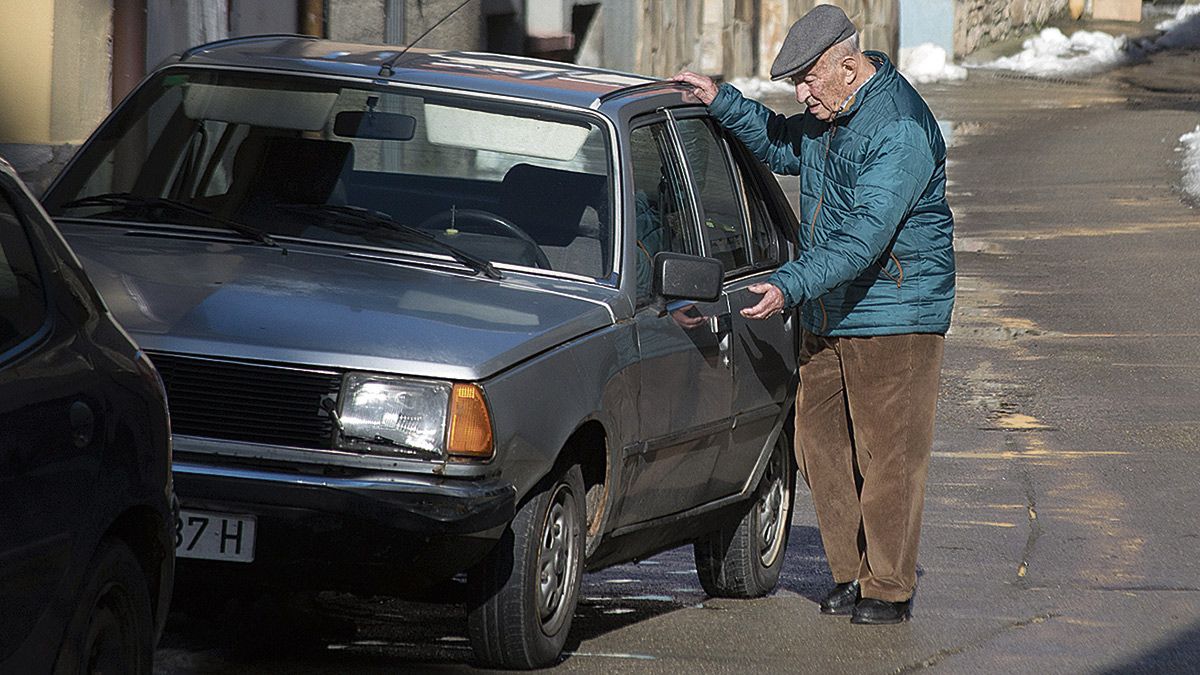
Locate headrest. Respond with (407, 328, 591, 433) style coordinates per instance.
(248, 136, 353, 205)
(500, 164, 606, 247)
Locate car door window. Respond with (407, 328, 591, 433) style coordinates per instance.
(0, 193, 45, 355)
(673, 118, 750, 275)
(731, 150, 783, 268)
(629, 122, 698, 305)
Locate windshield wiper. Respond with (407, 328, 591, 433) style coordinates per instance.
(280, 203, 502, 280)
(58, 192, 283, 251)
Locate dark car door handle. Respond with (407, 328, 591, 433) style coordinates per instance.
(709, 312, 732, 336)
(710, 312, 733, 368)
(69, 400, 95, 449)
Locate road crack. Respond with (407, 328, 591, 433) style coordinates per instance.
(894, 612, 1057, 672)
(1015, 464, 1043, 585)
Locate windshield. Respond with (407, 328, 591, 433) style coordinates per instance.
(44, 68, 614, 279)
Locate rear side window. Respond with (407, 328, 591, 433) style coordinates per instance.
(0, 192, 46, 354)
(674, 118, 751, 275)
(735, 156, 783, 267)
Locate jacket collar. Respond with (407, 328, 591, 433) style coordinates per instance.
(833, 51, 893, 120)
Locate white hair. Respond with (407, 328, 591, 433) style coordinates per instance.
(827, 32, 860, 61)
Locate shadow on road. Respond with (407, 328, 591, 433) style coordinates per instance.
(157, 523, 837, 672)
(1099, 617, 1200, 674)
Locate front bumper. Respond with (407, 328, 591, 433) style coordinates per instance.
(175, 461, 515, 535)
(172, 460, 516, 592)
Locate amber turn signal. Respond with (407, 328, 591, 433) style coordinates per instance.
(447, 383, 494, 458)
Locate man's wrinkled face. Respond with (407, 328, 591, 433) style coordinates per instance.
(790, 52, 846, 122)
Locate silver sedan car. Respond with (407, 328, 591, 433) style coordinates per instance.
(43, 36, 801, 669)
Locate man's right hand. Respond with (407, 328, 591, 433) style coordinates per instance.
(740, 283, 786, 320)
(673, 71, 719, 105)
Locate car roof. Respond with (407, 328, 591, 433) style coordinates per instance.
(175, 34, 692, 111)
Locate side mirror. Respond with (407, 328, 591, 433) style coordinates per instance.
(652, 252, 723, 303)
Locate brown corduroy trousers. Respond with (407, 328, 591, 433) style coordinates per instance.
(795, 330, 945, 602)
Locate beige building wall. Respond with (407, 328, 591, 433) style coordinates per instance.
(0, 0, 113, 193)
(0, 0, 112, 145)
(0, 4, 57, 144)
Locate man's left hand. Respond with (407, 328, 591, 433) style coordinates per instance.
(673, 71, 719, 105)
(740, 283, 786, 320)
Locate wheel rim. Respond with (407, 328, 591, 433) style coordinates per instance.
(84, 581, 138, 673)
(536, 482, 580, 636)
(754, 443, 790, 567)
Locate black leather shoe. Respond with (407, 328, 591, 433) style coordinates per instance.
(819, 580, 860, 615)
(850, 597, 913, 624)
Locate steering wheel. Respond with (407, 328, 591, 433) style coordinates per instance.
(417, 208, 550, 269)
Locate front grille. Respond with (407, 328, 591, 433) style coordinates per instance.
(147, 351, 342, 449)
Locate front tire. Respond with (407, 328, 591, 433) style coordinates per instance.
(694, 433, 795, 598)
(54, 539, 154, 675)
(468, 464, 585, 669)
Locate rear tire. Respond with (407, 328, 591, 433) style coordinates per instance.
(694, 433, 795, 598)
(54, 539, 154, 675)
(468, 465, 585, 669)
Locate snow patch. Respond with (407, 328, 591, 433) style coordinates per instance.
(899, 43, 968, 83)
(1180, 125, 1200, 202)
(1155, 3, 1200, 31)
(1146, 3, 1200, 50)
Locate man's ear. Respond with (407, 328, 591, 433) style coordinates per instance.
(841, 56, 857, 84)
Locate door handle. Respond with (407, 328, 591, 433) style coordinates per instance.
(70, 400, 95, 449)
(709, 312, 732, 336)
(710, 312, 733, 368)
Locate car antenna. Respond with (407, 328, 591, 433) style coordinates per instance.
(379, 0, 476, 77)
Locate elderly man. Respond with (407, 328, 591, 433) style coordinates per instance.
(675, 5, 954, 625)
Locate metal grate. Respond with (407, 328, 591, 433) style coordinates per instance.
(147, 351, 342, 449)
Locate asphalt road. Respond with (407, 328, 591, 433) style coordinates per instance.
(155, 45, 1200, 674)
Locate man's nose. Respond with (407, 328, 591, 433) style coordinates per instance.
(795, 82, 811, 102)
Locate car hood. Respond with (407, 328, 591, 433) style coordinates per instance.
(60, 225, 614, 380)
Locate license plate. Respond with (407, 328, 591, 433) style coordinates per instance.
(176, 509, 256, 562)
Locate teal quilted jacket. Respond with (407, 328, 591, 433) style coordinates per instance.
(708, 52, 955, 336)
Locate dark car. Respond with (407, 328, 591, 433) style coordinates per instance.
(0, 157, 174, 673)
(42, 36, 801, 668)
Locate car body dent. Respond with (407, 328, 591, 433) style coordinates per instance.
(483, 320, 638, 503)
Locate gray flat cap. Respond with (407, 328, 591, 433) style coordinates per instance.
(769, 4, 856, 81)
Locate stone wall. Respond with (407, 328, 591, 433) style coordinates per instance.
(954, 0, 1069, 56)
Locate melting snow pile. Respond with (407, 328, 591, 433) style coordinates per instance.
(982, 28, 1128, 75)
(978, 4, 1200, 76)
(899, 43, 968, 84)
(1180, 126, 1200, 202)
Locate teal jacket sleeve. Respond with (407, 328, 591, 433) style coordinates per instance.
(708, 83, 805, 176)
(767, 119, 935, 308)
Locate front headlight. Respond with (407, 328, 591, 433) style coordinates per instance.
(336, 373, 494, 460)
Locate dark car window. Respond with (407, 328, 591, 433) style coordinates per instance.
(629, 122, 699, 305)
(0, 192, 46, 355)
(730, 148, 783, 268)
(673, 118, 750, 276)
